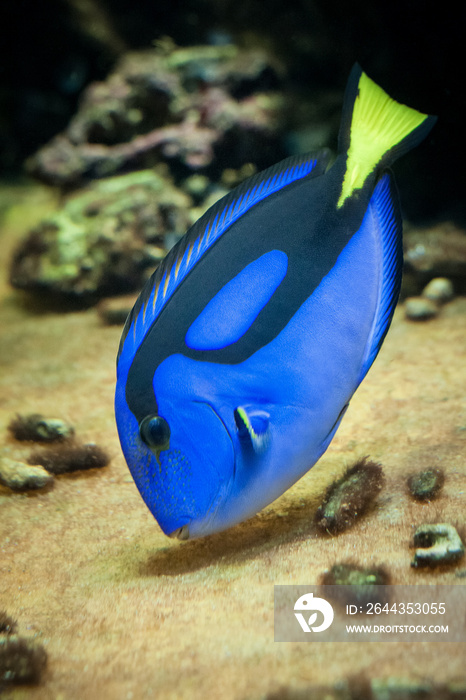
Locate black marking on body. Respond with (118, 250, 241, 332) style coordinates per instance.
(126, 159, 372, 423)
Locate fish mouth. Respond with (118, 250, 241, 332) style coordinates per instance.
(168, 524, 190, 540)
(166, 403, 234, 541)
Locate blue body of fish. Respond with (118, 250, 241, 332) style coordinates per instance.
(115, 64, 435, 539)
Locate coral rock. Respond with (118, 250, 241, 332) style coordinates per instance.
(29, 442, 110, 474)
(26, 43, 286, 187)
(315, 457, 385, 534)
(9, 170, 191, 301)
(404, 296, 438, 321)
(407, 468, 445, 502)
(404, 224, 466, 294)
(8, 413, 74, 442)
(0, 456, 54, 491)
(422, 277, 454, 304)
(411, 523, 464, 568)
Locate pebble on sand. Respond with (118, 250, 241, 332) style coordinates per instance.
(411, 523, 464, 568)
(0, 456, 54, 491)
(422, 277, 454, 304)
(404, 296, 439, 321)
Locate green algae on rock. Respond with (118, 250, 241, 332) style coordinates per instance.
(26, 42, 286, 187)
(8, 413, 75, 442)
(9, 170, 191, 302)
(320, 563, 390, 608)
(411, 523, 464, 568)
(407, 468, 445, 502)
(315, 457, 385, 535)
(321, 562, 390, 587)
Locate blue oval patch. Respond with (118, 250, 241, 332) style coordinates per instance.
(185, 249, 288, 351)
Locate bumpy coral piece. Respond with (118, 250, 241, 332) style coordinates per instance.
(8, 413, 74, 442)
(320, 563, 390, 607)
(29, 443, 110, 474)
(407, 468, 445, 502)
(315, 457, 385, 534)
(411, 523, 464, 568)
(0, 456, 54, 491)
(9, 170, 191, 301)
(26, 43, 285, 187)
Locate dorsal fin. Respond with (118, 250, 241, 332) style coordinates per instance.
(358, 171, 403, 381)
(117, 150, 330, 365)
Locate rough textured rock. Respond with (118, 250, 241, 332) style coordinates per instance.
(9, 169, 191, 301)
(29, 442, 110, 474)
(315, 457, 385, 534)
(404, 296, 439, 321)
(8, 413, 75, 442)
(411, 523, 464, 568)
(0, 456, 54, 491)
(25, 42, 286, 187)
(403, 224, 466, 295)
(407, 468, 445, 502)
(422, 277, 454, 304)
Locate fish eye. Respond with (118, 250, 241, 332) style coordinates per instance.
(139, 415, 171, 450)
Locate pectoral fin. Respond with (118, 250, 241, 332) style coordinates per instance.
(234, 406, 270, 453)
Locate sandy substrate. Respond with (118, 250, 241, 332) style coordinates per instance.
(0, 184, 465, 699)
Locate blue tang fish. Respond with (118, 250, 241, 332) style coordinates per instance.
(115, 64, 435, 540)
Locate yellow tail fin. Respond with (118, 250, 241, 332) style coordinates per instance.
(337, 67, 434, 209)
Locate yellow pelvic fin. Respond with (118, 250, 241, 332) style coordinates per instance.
(337, 71, 430, 208)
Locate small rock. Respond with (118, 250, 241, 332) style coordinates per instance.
(407, 468, 445, 502)
(0, 457, 54, 491)
(320, 563, 390, 607)
(8, 413, 75, 442)
(404, 296, 438, 321)
(422, 277, 454, 304)
(411, 523, 464, 568)
(0, 636, 47, 684)
(321, 563, 390, 587)
(29, 442, 110, 474)
(404, 224, 466, 294)
(315, 456, 384, 534)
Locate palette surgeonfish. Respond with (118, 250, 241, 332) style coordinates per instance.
(115, 64, 436, 540)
